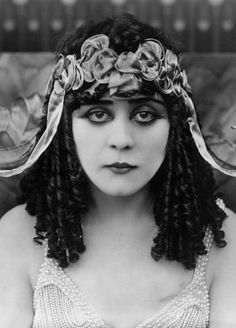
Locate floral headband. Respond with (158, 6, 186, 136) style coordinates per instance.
(0, 34, 236, 177)
(45, 34, 191, 99)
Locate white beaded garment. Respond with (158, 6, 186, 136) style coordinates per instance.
(32, 200, 225, 328)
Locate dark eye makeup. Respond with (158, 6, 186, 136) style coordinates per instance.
(83, 106, 164, 125)
(77, 98, 167, 124)
(86, 110, 111, 123)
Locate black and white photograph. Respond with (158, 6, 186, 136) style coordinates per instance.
(0, 0, 236, 327)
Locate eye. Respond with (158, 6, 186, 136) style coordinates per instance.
(87, 109, 112, 123)
(132, 110, 157, 123)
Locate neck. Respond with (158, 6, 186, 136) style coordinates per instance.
(85, 184, 154, 229)
(81, 184, 157, 257)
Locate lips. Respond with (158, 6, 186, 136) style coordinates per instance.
(105, 162, 137, 169)
(105, 162, 137, 175)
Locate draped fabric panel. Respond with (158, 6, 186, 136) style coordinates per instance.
(0, 0, 236, 52)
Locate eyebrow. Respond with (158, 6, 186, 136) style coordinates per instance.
(128, 97, 165, 105)
(80, 97, 165, 106)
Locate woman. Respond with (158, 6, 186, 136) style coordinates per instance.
(0, 13, 236, 328)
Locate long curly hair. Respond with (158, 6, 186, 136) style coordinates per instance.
(19, 14, 227, 269)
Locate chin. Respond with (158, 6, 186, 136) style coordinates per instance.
(87, 170, 154, 198)
(97, 181, 149, 197)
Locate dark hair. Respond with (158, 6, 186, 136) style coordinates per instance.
(19, 14, 227, 269)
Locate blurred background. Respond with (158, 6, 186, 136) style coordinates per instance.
(0, 0, 236, 53)
(0, 0, 236, 216)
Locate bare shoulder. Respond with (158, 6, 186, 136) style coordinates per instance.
(219, 206, 236, 250)
(0, 205, 43, 326)
(223, 206, 236, 229)
(213, 206, 236, 277)
(0, 203, 36, 236)
(0, 204, 37, 256)
(0, 203, 43, 269)
(0, 203, 45, 278)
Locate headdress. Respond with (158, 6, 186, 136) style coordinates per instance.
(0, 34, 236, 177)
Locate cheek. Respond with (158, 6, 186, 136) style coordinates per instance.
(72, 121, 103, 166)
(141, 122, 169, 162)
(140, 123, 169, 180)
(73, 121, 90, 147)
(73, 121, 90, 161)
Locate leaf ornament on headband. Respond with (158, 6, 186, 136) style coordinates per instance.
(0, 33, 235, 177)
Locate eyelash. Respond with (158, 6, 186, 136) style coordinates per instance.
(85, 108, 161, 124)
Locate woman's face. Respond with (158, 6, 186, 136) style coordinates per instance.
(72, 92, 170, 197)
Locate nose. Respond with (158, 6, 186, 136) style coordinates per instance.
(107, 117, 134, 150)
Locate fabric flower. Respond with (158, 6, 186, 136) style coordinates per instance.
(54, 55, 74, 95)
(81, 34, 109, 82)
(115, 51, 141, 74)
(93, 48, 118, 83)
(165, 50, 179, 78)
(51, 55, 84, 95)
(137, 40, 164, 80)
(108, 72, 142, 97)
(81, 34, 109, 57)
(72, 61, 84, 90)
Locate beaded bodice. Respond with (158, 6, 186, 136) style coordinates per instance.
(32, 226, 214, 328)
